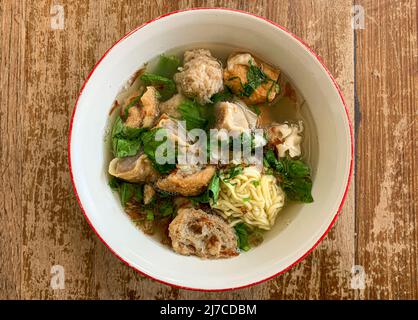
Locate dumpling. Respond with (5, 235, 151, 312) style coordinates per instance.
(215, 101, 257, 135)
(155, 114, 189, 148)
(174, 49, 223, 104)
(267, 122, 303, 158)
(108, 153, 159, 183)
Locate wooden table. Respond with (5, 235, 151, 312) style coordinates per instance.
(1, 0, 416, 300)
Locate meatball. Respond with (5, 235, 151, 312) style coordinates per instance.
(174, 49, 223, 104)
(224, 53, 281, 105)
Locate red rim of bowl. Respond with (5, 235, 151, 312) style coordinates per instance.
(68, 7, 354, 292)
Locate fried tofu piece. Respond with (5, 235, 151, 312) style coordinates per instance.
(125, 86, 159, 128)
(223, 53, 280, 105)
(156, 166, 216, 196)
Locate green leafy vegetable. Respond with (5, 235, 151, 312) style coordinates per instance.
(234, 223, 264, 251)
(264, 149, 314, 203)
(123, 95, 141, 120)
(159, 199, 175, 217)
(154, 54, 180, 79)
(210, 87, 233, 104)
(234, 223, 251, 251)
(264, 149, 284, 172)
(108, 176, 121, 191)
(190, 173, 220, 204)
(287, 159, 311, 178)
(177, 99, 208, 130)
(140, 73, 176, 101)
(156, 190, 174, 198)
(242, 61, 267, 97)
(141, 128, 176, 174)
(282, 177, 313, 203)
(252, 105, 261, 115)
(108, 177, 143, 207)
(266, 80, 280, 102)
(111, 116, 145, 158)
(145, 209, 155, 221)
(222, 166, 243, 183)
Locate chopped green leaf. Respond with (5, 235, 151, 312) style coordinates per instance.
(223, 165, 243, 183)
(177, 99, 208, 130)
(145, 209, 155, 221)
(140, 73, 176, 101)
(287, 159, 311, 178)
(264, 149, 313, 203)
(154, 54, 180, 79)
(159, 199, 175, 217)
(156, 190, 174, 198)
(141, 128, 176, 174)
(242, 61, 267, 97)
(266, 80, 280, 102)
(264, 149, 284, 173)
(113, 138, 142, 158)
(123, 96, 141, 120)
(208, 173, 220, 204)
(120, 183, 134, 207)
(234, 223, 251, 251)
(252, 180, 260, 187)
(190, 173, 220, 204)
(252, 105, 261, 115)
(109, 177, 143, 207)
(108, 176, 120, 190)
(111, 116, 145, 158)
(282, 177, 313, 203)
(134, 185, 144, 203)
(210, 87, 233, 104)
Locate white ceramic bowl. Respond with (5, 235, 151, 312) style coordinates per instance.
(69, 8, 353, 291)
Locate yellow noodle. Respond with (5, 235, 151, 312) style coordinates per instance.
(211, 166, 285, 230)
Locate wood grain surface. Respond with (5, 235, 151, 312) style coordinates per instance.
(0, 0, 416, 299)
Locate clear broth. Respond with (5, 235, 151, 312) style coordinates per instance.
(108, 43, 319, 245)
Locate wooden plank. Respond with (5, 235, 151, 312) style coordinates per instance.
(355, 0, 418, 299)
(20, 0, 98, 299)
(245, 0, 356, 300)
(4, 0, 356, 299)
(0, 0, 25, 300)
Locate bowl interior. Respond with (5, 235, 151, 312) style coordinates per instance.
(70, 9, 352, 290)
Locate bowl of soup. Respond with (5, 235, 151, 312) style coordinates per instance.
(69, 8, 353, 291)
